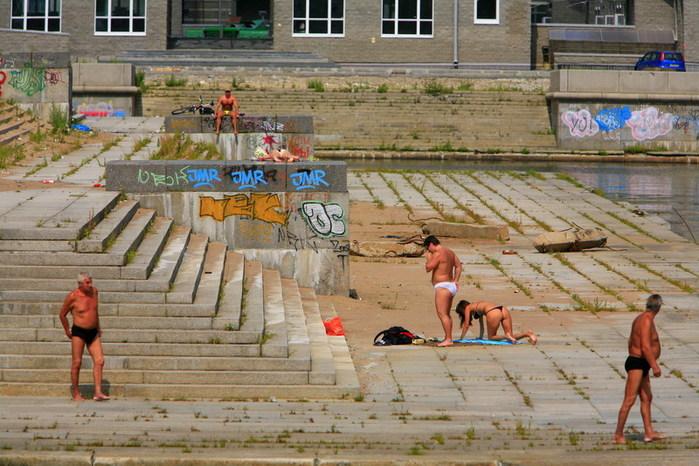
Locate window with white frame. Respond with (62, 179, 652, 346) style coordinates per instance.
(474, 0, 499, 24)
(293, 0, 344, 36)
(95, 0, 146, 35)
(382, 0, 433, 37)
(11, 0, 61, 32)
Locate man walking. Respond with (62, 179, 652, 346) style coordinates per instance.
(424, 235, 462, 347)
(59, 273, 109, 401)
(614, 294, 664, 443)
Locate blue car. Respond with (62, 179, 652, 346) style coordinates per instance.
(634, 51, 686, 71)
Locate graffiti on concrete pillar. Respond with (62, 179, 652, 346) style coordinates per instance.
(301, 201, 346, 237)
(562, 109, 599, 137)
(0, 71, 6, 97)
(199, 193, 287, 224)
(626, 107, 674, 141)
(289, 169, 329, 191)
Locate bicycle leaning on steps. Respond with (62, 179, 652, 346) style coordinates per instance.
(170, 96, 215, 115)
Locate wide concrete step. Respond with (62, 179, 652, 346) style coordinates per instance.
(0, 315, 224, 330)
(214, 251, 245, 330)
(0, 354, 309, 371)
(0, 382, 358, 399)
(0, 208, 156, 266)
(0, 190, 122, 241)
(0, 341, 260, 357)
(0, 369, 310, 385)
(261, 269, 288, 358)
(0, 327, 260, 345)
(76, 199, 139, 252)
(167, 233, 208, 304)
(0, 302, 217, 317)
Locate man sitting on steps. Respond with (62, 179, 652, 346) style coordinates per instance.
(215, 89, 240, 136)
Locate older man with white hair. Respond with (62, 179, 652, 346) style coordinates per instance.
(59, 272, 109, 401)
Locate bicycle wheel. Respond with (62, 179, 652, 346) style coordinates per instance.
(171, 106, 194, 115)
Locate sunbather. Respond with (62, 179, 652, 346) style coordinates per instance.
(455, 300, 537, 344)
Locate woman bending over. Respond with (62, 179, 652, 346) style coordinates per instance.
(455, 300, 537, 344)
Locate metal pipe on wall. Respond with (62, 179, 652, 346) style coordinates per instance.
(453, 0, 459, 68)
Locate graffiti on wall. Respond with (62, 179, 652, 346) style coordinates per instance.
(561, 106, 687, 141)
(626, 107, 673, 141)
(301, 201, 346, 238)
(0, 57, 16, 69)
(0, 71, 6, 97)
(289, 169, 329, 191)
(6, 63, 63, 97)
(76, 101, 127, 118)
(287, 135, 312, 160)
(138, 166, 190, 187)
(199, 193, 287, 224)
(561, 109, 599, 138)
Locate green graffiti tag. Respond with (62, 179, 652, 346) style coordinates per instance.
(9, 63, 46, 97)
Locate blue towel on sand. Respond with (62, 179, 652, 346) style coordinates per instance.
(454, 338, 521, 345)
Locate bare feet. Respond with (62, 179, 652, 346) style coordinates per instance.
(528, 331, 538, 345)
(437, 339, 453, 347)
(72, 394, 86, 401)
(613, 433, 626, 444)
(644, 432, 665, 442)
(93, 394, 110, 401)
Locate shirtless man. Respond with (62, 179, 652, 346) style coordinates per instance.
(215, 89, 240, 135)
(424, 235, 462, 347)
(59, 273, 109, 401)
(614, 294, 664, 444)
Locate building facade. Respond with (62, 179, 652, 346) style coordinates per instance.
(0, 1, 696, 68)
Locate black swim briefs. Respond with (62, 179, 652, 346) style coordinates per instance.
(71, 324, 99, 346)
(624, 355, 651, 376)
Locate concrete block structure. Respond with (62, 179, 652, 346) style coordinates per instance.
(550, 69, 699, 151)
(106, 160, 350, 295)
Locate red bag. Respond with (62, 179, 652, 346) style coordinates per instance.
(323, 316, 345, 336)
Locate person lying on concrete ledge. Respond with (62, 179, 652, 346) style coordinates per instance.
(254, 147, 300, 162)
(455, 300, 537, 345)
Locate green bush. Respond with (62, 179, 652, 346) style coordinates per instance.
(0, 144, 26, 169)
(49, 105, 69, 134)
(135, 71, 148, 93)
(377, 83, 389, 93)
(307, 79, 325, 92)
(165, 74, 187, 87)
(152, 133, 221, 160)
(423, 79, 453, 96)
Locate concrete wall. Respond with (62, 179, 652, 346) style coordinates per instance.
(71, 63, 137, 117)
(550, 70, 699, 151)
(165, 115, 314, 160)
(272, 0, 531, 67)
(550, 69, 699, 95)
(0, 53, 70, 120)
(682, 0, 699, 63)
(556, 102, 699, 151)
(0, 0, 167, 56)
(105, 160, 348, 294)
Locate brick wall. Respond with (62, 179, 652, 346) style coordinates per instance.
(0, 0, 168, 56)
(682, 0, 699, 62)
(272, 0, 531, 67)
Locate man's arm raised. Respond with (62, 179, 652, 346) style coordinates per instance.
(640, 316, 661, 377)
(425, 250, 440, 272)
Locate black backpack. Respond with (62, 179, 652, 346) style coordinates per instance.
(373, 326, 416, 346)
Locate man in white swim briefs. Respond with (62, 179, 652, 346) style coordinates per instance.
(424, 235, 462, 347)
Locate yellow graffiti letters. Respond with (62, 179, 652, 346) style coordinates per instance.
(199, 193, 287, 224)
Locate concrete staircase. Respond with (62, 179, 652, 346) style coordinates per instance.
(143, 88, 556, 151)
(0, 100, 33, 145)
(0, 190, 359, 400)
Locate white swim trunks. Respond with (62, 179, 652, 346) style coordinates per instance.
(434, 281, 457, 296)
